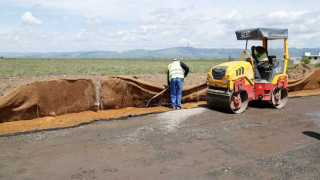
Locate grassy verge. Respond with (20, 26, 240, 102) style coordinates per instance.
(1, 58, 301, 77)
(0, 58, 228, 76)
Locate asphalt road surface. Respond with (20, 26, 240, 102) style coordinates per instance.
(1, 96, 320, 179)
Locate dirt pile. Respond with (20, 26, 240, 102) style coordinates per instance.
(0, 76, 206, 123)
(288, 70, 320, 91)
(287, 62, 312, 80)
(100, 76, 206, 109)
(0, 70, 319, 124)
(0, 79, 96, 123)
(0, 73, 207, 98)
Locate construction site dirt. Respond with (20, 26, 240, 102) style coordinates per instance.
(0, 62, 320, 179)
(0, 95, 319, 179)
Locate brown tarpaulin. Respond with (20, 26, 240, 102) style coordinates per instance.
(0, 79, 96, 123)
(0, 71, 319, 123)
(99, 72, 320, 109)
(100, 76, 206, 109)
(288, 70, 320, 91)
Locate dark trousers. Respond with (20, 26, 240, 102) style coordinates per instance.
(169, 78, 184, 108)
(254, 61, 268, 79)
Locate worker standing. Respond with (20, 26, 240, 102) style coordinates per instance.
(167, 58, 189, 110)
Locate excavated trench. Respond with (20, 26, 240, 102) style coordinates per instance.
(0, 67, 319, 135)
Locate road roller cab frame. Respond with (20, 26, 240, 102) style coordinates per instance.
(206, 28, 289, 113)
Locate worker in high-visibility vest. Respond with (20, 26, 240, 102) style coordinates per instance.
(252, 46, 269, 80)
(167, 58, 189, 110)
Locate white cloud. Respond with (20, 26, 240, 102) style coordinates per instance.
(221, 10, 243, 23)
(82, 13, 102, 24)
(136, 7, 215, 46)
(1, 0, 320, 51)
(141, 8, 213, 27)
(61, 15, 69, 20)
(151, 8, 173, 16)
(21, 12, 42, 25)
(266, 10, 310, 25)
(219, 10, 246, 29)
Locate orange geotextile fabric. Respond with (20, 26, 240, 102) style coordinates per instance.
(0, 102, 207, 135)
(100, 76, 206, 109)
(288, 70, 320, 91)
(0, 79, 96, 123)
(0, 76, 206, 122)
(0, 71, 319, 123)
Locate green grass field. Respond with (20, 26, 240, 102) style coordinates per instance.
(0, 58, 229, 76)
(0, 58, 297, 77)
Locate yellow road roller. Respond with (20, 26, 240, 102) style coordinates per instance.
(206, 28, 289, 113)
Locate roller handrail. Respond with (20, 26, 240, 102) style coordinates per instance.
(240, 50, 254, 67)
(283, 38, 289, 74)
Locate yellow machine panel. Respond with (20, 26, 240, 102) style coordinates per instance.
(207, 61, 254, 90)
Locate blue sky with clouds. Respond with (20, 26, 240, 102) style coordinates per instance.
(1, 0, 320, 52)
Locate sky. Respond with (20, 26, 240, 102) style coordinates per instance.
(0, 0, 320, 52)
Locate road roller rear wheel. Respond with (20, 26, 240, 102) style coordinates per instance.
(271, 88, 288, 108)
(230, 91, 249, 113)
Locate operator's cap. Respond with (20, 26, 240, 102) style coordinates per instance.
(255, 46, 266, 54)
(173, 58, 178, 61)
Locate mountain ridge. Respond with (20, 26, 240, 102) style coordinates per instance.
(1, 47, 319, 59)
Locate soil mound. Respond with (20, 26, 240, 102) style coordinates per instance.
(100, 76, 206, 109)
(0, 72, 319, 123)
(0, 79, 96, 123)
(0, 76, 206, 123)
(287, 62, 312, 80)
(288, 70, 320, 91)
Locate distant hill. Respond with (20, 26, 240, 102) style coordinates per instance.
(1, 47, 319, 59)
